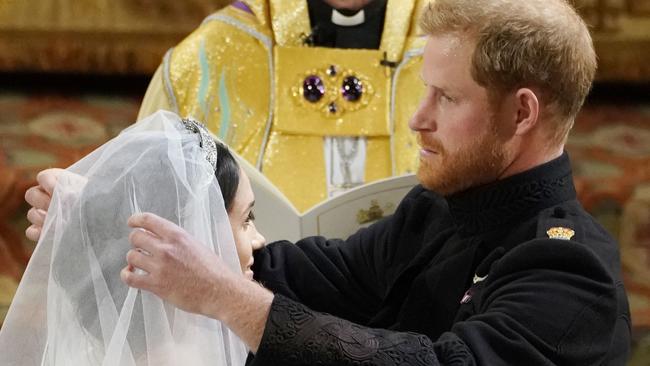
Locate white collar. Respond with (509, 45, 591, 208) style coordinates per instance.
(331, 8, 365, 27)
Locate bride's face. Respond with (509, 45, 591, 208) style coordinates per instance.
(227, 168, 266, 280)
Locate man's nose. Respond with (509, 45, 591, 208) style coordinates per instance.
(409, 99, 436, 132)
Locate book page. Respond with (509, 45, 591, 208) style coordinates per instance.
(301, 174, 418, 240)
(235, 147, 418, 243)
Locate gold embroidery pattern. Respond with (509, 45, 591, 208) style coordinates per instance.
(546, 227, 575, 240)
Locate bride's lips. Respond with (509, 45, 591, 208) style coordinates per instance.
(245, 269, 254, 280)
(244, 260, 254, 280)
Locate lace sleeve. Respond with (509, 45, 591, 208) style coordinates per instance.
(250, 295, 475, 366)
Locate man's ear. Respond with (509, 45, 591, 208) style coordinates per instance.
(512, 88, 540, 136)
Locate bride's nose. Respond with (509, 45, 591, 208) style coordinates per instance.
(252, 227, 266, 250)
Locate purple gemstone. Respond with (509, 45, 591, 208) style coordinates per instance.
(328, 102, 338, 113)
(342, 76, 363, 102)
(303, 75, 325, 103)
(232, 1, 254, 15)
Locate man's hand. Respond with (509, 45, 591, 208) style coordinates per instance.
(122, 212, 274, 352)
(121, 212, 228, 314)
(24, 168, 64, 241)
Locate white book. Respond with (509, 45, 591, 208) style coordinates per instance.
(236, 154, 419, 243)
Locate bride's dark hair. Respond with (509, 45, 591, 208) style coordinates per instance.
(214, 141, 239, 213)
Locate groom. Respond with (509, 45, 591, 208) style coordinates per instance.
(26, 0, 630, 364)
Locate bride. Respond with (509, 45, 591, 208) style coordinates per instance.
(0, 110, 264, 365)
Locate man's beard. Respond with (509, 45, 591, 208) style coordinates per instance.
(416, 121, 507, 196)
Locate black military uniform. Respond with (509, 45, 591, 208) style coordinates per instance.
(249, 153, 631, 365)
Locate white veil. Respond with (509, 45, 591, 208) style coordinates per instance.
(0, 110, 248, 365)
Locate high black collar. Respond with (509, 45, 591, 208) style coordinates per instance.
(444, 152, 576, 237)
(305, 0, 387, 49)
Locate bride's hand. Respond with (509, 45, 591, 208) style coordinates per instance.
(24, 168, 64, 241)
